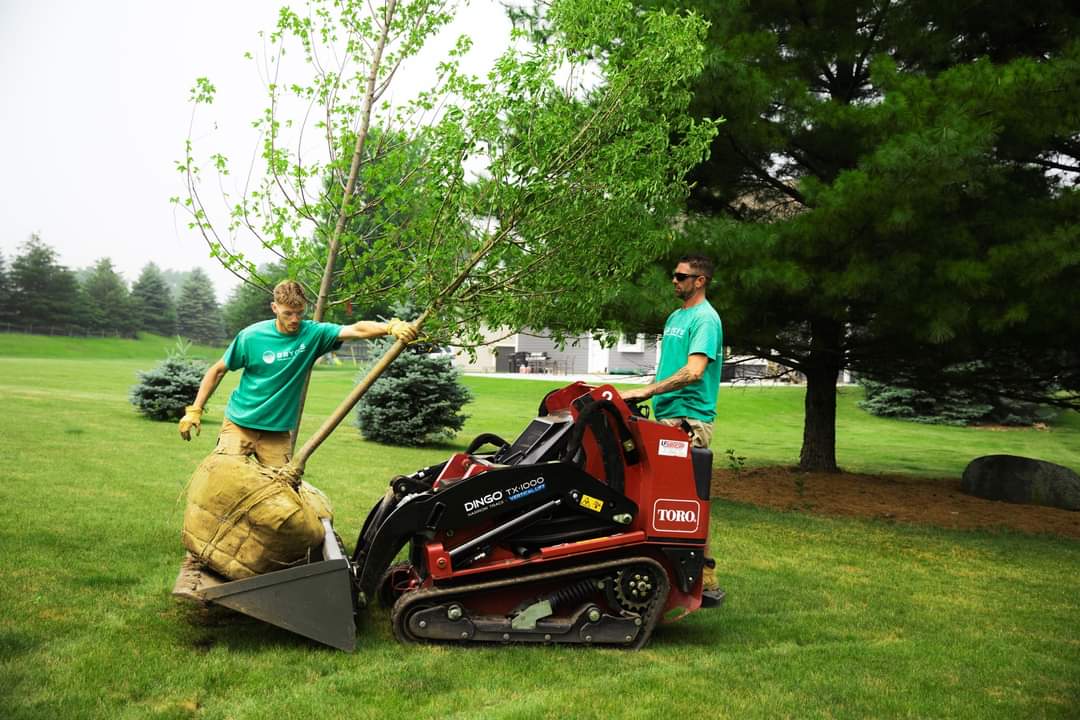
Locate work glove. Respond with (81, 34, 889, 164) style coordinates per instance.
(178, 406, 203, 441)
(385, 318, 418, 344)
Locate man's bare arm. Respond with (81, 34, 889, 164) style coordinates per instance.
(338, 321, 390, 340)
(192, 359, 228, 410)
(621, 354, 709, 402)
(338, 320, 417, 342)
(179, 359, 228, 440)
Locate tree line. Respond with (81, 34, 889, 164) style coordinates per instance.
(0, 234, 282, 345)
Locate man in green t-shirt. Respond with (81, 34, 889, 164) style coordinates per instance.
(621, 255, 723, 597)
(177, 280, 417, 466)
(621, 255, 723, 448)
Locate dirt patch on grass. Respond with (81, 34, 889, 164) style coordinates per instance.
(711, 467, 1080, 540)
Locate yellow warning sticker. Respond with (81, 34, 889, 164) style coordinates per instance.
(579, 494, 604, 512)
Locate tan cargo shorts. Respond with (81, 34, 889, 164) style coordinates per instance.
(214, 418, 293, 467)
(658, 417, 714, 449)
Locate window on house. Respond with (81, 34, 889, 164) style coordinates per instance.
(617, 333, 644, 353)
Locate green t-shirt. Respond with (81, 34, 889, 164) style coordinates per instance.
(652, 301, 723, 422)
(222, 319, 343, 432)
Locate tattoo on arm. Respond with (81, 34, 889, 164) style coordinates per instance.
(645, 366, 697, 398)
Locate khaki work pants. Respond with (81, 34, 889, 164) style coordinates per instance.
(658, 417, 714, 449)
(214, 419, 292, 467)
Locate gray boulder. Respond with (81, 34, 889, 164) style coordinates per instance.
(961, 455, 1080, 511)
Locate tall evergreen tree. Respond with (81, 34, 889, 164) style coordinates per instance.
(160, 269, 195, 302)
(607, 0, 1080, 472)
(81, 258, 135, 337)
(130, 262, 178, 336)
(10, 234, 81, 331)
(0, 251, 10, 306)
(221, 263, 286, 337)
(176, 268, 225, 345)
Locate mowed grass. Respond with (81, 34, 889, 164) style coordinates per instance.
(0, 335, 1078, 719)
(0, 332, 226, 362)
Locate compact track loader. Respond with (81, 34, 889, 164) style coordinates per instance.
(174, 382, 722, 650)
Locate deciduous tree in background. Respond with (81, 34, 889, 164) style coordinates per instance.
(179, 0, 719, 466)
(82, 258, 136, 337)
(130, 263, 178, 337)
(10, 234, 81, 332)
(176, 268, 225, 345)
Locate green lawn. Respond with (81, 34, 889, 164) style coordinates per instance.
(1, 335, 1077, 719)
(0, 332, 225, 362)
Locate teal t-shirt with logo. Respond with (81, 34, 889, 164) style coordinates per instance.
(652, 301, 723, 422)
(222, 319, 343, 431)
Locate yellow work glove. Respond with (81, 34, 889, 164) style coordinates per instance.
(385, 318, 418, 344)
(178, 406, 203, 441)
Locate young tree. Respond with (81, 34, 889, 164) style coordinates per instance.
(9, 234, 81, 332)
(82, 258, 136, 337)
(623, 0, 1080, 472)
(176, 268, 225, 345)
(130, 263, 178, 336)
(179, 0, 718, 471)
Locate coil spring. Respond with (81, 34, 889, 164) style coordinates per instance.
(547, 577, 599, 611)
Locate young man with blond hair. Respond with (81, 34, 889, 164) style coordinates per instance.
(178, 280, 417, 466)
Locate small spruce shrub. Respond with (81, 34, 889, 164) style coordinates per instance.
(859, 365, 1055, 426)
(129, 338, 209, 421)
(355, 338, 472, 446)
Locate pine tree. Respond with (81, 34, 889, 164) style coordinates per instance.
(129, 338, 209, 421)
(606, 0, 1080, 471)
(355, 338, 472, 445)
(81, 258, 135, 336)
(0, 252, 10, 306)
(10, 234, 81, 331)
(176, 268, 225, 345)
(222, 263, 284, 337)
(130, 263, 178, 336)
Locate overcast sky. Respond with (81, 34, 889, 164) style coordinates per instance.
(0, 0, 512, 298)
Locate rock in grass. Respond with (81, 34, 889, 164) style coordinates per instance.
(961, 455, 1080, 511)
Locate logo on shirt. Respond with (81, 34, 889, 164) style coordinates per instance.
(263, 343, 309, 365)
(664, 327, 687, 339)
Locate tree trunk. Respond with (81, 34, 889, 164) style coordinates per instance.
(289, 0, 399, 453)
(799, 319, 842, 473)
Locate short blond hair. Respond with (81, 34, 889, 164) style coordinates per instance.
(273, 280, 308, 307)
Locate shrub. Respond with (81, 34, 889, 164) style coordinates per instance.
(355, 338, 471, 445)
(859, 364, 1056, 426)
(130, 339, 209, 421)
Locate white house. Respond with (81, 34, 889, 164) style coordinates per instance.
(451, 328, 660, 376)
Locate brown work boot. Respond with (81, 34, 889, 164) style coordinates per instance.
(702, 556, 719, 590)
(701, 556, 725, 608)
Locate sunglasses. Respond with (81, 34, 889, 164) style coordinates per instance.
(672, 272, 702, 281)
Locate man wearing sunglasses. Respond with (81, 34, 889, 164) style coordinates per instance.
(621, 255, 723, 446)
(621, 254, 723, 594)
(176, 280, 417, 466)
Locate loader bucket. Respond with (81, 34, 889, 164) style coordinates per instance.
(173, 518, 357, 651)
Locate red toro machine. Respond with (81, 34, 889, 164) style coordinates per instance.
(175, 382, 722, 650)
